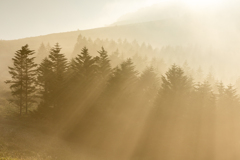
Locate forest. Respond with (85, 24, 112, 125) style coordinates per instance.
(3, 0, 240, 159)
(1, 39, 240, 159)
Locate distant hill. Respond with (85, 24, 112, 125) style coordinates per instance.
(0, 22, 166, 82)
(0, 18, 194, 80)
(2, 1, 240, 85)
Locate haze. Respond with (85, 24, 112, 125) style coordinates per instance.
(1, 0, 240, 160)
(0, 0, 161, 40)
(0, 0, 229, 40)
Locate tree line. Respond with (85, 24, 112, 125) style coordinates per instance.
(5, 43, 240, 159)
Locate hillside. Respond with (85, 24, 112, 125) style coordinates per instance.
(2, 1, 240, 159)
(0, 19, 189, 81)
(2, 1, 240, 85)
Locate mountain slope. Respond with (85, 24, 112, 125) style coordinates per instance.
(2, 1, 240, 84)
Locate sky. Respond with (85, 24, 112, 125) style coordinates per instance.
(0, 0, 227, 40)
(0, 0, 162, 40)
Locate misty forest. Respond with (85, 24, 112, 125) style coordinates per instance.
(2, 0, 240, 160)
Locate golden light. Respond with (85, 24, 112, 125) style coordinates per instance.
(144, 0, 225, 9)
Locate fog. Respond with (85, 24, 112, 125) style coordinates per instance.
(111, 0, 240, 84)
(1, 0, 240, 160)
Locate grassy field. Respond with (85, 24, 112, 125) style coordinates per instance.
(0, 104, 78, 160)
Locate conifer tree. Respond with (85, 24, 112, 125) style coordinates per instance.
(48, 43, 68, 109)
(37, 58, 53, 114)
(217, 83, 239, 107)
(62, 47, 97, 111)
(138, 66, 159, 101)
(36, 43, 48, 63)
(46, 43, 52, 53)
(155, 64, 193, 126)
(135, 65, 193, 160)
(224, 85, 239, 105)
(5, 45, 37, 115)
(216, 84, 240, 158)
(109, 49, 122, 67)
(108, 58, 138, 96)
(73, 46, 96, 82)
(195, 81, 215, 107)
(23, 46, 38, 114)
(216, 82, 226, 106)
(193, 81, 216, 160)
(157, 64, 192, 105)
(96, 47, 111, 80)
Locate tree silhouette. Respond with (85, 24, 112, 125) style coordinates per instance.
(134, 65, 193, 160)
(138, 66, 159, 101)
(36, 58, 53, 116)
(5, 44, 37, 115)
(96, 47, 111, 80)
(157, 64, 192, 106)
(36, 43, 48, 63)
(193, 81, 216, 160)
(108, 58, 138, 96)
(73, 46, 96, 82)
(48, 43, 68, 110)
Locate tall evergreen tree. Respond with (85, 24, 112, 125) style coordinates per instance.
(96, 47, 111, 80)
(48, 43, 68, 109)
(73, 46, 96, 82)
(36, 58, 53, 115)
(192, 81, 216, 160)
(216, 84, 240, 158)
(157, 64, 192, 105)
(36, 43, 48, 63)
(109, 49, 122, 67)
(134, 65, 193, 160)
(217, 83, 239, 108)
(108, 58, 138, 95)
(61, 47, 98, 113)
(195, 81, 215, 107)
(5, 44, 37, 115)
(138, 66, 159, 101)
(225, 85, 239, 105)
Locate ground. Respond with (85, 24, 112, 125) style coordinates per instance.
(0, 104, 78, 160)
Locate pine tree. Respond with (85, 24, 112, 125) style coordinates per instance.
(157, 64, 192, 105)
(135, 65, 193, 159)
(155, 64, 193, 123)
(36, 43, 48, 63)
(62, 47, 98, 112)
(217, 83, 239, 107)
(109, 49, 122, 67)
(96, 47, 111, 80)
(193, 81, 216, 159)
(46, 43, 51, 53)
(225, 85, 239, 105)
(195, 81, 215, 107)
(48, 43, 68, 109)
(216, 82, 225, 106)
(23, 46, 38, 114)
(216, 84, 240, 158)
(73, 46, 96, 82)
(107, 58, 138, 103)
(36, 58, 53, 114)
(138, 66, 159, 101)
(5, 44, 37, 116)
